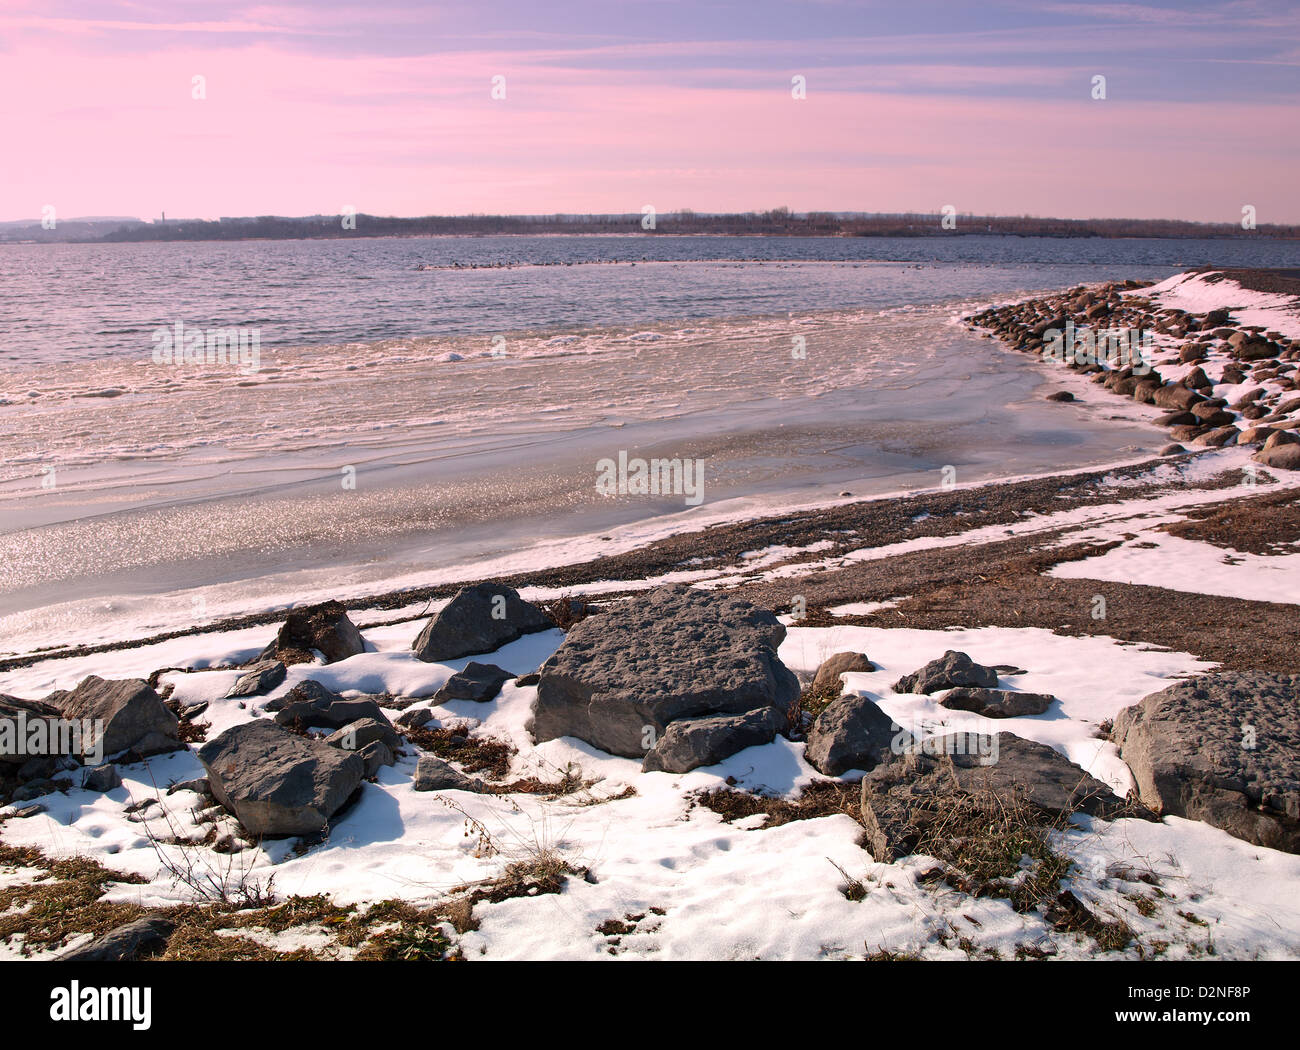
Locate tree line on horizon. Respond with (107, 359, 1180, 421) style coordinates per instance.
(2, 209, 1295, 242)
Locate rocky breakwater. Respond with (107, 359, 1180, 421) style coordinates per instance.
(965, 274, 1300, 467)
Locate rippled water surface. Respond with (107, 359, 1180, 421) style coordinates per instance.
(1, 235, 1297, 644)
(3, 234, 1298, 363)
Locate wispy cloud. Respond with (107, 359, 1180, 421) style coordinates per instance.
(1, 1, 1296, 221)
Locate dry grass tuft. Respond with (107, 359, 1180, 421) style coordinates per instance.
(544, 594, 595, 631)
(697, 780, 861, 828)
(404, 722, 516, 780)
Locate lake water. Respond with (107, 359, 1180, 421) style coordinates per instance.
(1, 234, 1297, 648)
(1, 234, 1296, 364)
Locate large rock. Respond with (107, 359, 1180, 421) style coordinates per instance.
(1263, 430, 1300, 449)
(811, 652, 876, 694)
(804, 694, 908, 776)
(81, 764, 122, 792)
(412, 583, 553, 662)
(432, 662, 512, 703)
(272, 682, 392, 732)
(225, 659, 286, 699)
(0, 694, 65, 766)
(265, 600, 366, 665)
(264, 679, 336, 713)
(893, 651, 999, 695)
(642, 707, 786, 773)
(325, 717, 402, 753)
(197, 720, 364, 837)
(1194, 426, 1239, 448)
(1254, 442, 1300, 470)
(412, 754, 488, 793)
(528, 584, 798, 762)
(59, 914, 175, 962)
(1152, 385, 1205, 412)
(43, 676, 180, 759)
(1235, 337, 1277, 361)
(859, 733, 1127, 862)
(1113, 672, 1300, 852)
(357, 740, 395, 777)
(939, 687, 1056, 718)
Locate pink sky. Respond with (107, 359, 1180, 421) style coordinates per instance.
(2, 2, 1298, 223)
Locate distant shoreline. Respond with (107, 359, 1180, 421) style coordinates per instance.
(4, 211, 1298, 245)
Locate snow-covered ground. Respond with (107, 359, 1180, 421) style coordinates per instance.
(1, 583, 1295, 961)
(1146, 271, 1300, 340)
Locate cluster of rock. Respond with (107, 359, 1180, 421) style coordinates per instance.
(1, 676, 182, 803)
(965, 278, 1300, 468)
(0, 585, 559, 834)
(7, 580, 1296, 868)
(178, 584, 559, 834)
(197, 676, 410, 836)
(800, 650, 1056, 776)
(224, 600, 372, 700)
(804, 647, 1300, 857)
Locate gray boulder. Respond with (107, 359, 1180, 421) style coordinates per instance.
(264, 678, 337, 713)
(642, 706, 786, 773)
(528, 585, 798, 761)
(893, 651, 999, 694)
(225, 659, 286, 698)
(1254, 442, 1300, 471)
(43, 676, 180, 758)
(939, 687, 1056, 718)
(859, 733, 1127, 862)
(1113, 672, 1300, 852)
(804, 694, 909, 776)
(412, 754, 488, 793)
(59, 914, 175, 962)
(81, 764, 122, 792)
(0, 694, 65, 766)
(325, 717, 402, 753)
(197, 719, 364, 837)
(272, 683, 391, 732)
(265, 600, 366, 665)
(412, 583, 553, 662)
(358, 740, 395, 777)
(396, 707, 434, 729)
(811, 652, 876, 694)
(1152, 385, 1205, 412)
(432, 662, 512, 703)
